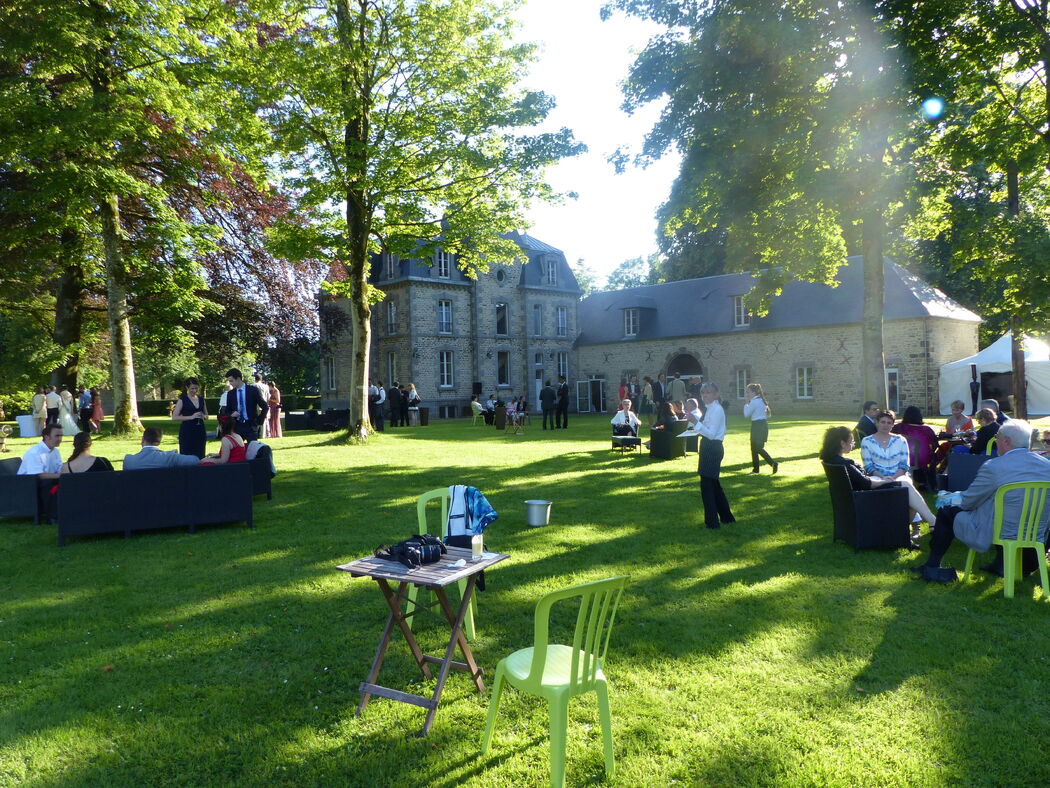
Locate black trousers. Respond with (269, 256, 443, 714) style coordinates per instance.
(234, 420, 258, 443)
(46, 407, 59, 426)
(699, 438, 734, 527)
(555, 402, 568, 428)
(542, 407, 555, 429)
(749, 419, 775, 471)
(927, 505, 1045, 572)
(79, 407, 93, 433)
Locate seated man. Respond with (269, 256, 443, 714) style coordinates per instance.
(917, 419, 1050, 577)
(855, 400, 880, 438)
(124, 427, 201, 470)
(17, 424, 63, 522)
(981, 397, 1009, 425)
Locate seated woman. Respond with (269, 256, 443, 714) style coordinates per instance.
(644, 401, 678, 449)
(610, 398, 640, 437)
(944, 399, 974, 435)
(1038, 430, 1050, 457)
(861, 410, 911, 481)
(891, 405, 938, 487)
(821, 426, 936, 532)
(969, 407, 1000, 455)
(61, 432, 114, 474)
(934, 399, 976, 470)
(201, 418, 247, 465)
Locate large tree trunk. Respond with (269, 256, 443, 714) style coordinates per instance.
(99, 194, 140, 434)
(50, 228, 84, 390)
(861, 211, 887, 406)
(1006, 160, 1027, 419)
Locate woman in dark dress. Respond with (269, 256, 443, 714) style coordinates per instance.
(172, 377, 208, 459)
(820, 426, 936, 528)
(60, 432, 114, 474)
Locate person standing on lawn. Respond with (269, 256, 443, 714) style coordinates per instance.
(224, 368, 267, 443)
(556, 375, 570, 429)
(694, 382, 735, 529)
(743, 383, 778, 474)
(540, 380, 557, 430)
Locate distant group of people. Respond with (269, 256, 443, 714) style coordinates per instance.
(367, 380, 421, 430)
(31, 385, 103, 436)
(830, 395, 1050, 576)
(618, 372, 703, 427)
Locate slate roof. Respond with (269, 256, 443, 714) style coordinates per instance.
(575, 256, 981, 347)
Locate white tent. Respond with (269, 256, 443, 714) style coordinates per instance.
(939, 331, 1050, 415)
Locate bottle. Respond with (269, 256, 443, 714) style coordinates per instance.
(471, 532, 484, 561)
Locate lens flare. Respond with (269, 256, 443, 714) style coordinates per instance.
(921, 97, 944, 119)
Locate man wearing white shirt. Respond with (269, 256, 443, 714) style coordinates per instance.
(44, 386, 62, 426)
(694, 383, 735, 529)
(17, 424, 63, 476)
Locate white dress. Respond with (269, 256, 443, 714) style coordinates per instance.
(59, 396, 80, 434)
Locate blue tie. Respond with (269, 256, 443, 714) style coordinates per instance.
(238, 387, 246, 421)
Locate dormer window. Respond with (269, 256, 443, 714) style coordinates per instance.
(435, 250, 453, 279)
(733, 295, 751, 327)
(543, 257, 558, 286)
(383, 253, 398, 279)
(624, 308, 639, 337)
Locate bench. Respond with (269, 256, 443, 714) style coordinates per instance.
(0, 457, 40, 522)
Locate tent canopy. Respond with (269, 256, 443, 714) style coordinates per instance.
(939, 331, 1050, 415)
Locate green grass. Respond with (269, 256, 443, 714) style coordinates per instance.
(3, 414, 1050, 787)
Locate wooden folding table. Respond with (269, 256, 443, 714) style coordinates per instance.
(337, 546, 509, 735)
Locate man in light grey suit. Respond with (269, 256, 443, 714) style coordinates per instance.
(124, 427, 201, 470)
(920, 420, 1050, 574)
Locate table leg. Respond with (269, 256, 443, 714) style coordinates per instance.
(376, 579, 433, 680)
(421, 577, 483, 735)
(357, 580, 404, 716)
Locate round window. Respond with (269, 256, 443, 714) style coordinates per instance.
(496, 269, 506, 283)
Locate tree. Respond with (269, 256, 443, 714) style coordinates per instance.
(261, 0, 581, 437)
(603, 254, 658, 290)
(879, 0, 1050, 418)
(605, 0, 912, 402)
(570, 259, 601, 297)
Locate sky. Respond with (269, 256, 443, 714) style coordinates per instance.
(514, 0, 682, 281)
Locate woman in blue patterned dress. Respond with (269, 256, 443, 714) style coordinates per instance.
(861, 410, 911, 481)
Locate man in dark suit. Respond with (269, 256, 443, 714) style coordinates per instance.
(653, 374, 666, 406)
(124, 427, 200, 470)
(539, 380, 557, 430)
(917, 420, 1050, 576)
(225, 368, 267, 442)
(855, 401, 880, 438)
(556, 375, 570, 429)
(387, 382, 402, 427)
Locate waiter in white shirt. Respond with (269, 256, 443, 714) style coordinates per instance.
(693, 383, 736, 529)
(17, 424, 63, 522)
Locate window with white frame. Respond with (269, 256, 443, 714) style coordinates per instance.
(532, 304, 542, 336)
(437, 299, 453, 334)
(624, 308, 639, 337)
(543, 257, 558, 285)
(387, 352, 397, 386)
(495, 302, 508, 335)
(324, 357, 336, 391)
(386, 300, 397, 334)
(556, 306, 567, 337)
(733, 295, 751, 327)
(735, 368, 751, 399)
(497, 351, 510, 386)
(439, 350, 454, 388)
(557, 351, 568, 379)
(795, 365, 814, 399)
(383, 253, 398, 279)
(435, 250, 452, 279)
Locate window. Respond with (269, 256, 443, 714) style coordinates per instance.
(885, 368, 900, 413)
(437, 299, 453, 334)
(383, 253, 398, 279)
(733, 295, 751, 327)
(324, 357, 336, 391)
(497, 351, 510, 386)
(387, 352, 397, 386)
(557, 352, 568, 379)
(386, 300, 397, 334)
(543, 257, 558, 285)
(435, 250, 452, 278)
(624, 308, 639, 337)
(556, 306, 567, 337)
(495, 302, 508, 335)
(439, 350, 454, 388)
(735, 368, 751, 399)
(795, 366, 814, 399)
(534, 352, 543, 365)
(532, 304, 542, 336)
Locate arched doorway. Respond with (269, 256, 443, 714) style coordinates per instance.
(666, 353, 704, 378)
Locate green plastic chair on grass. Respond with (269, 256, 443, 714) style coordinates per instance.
(962, 481, 1050, 599)
(986, 436, 997, 456)
(481, 575, 628, 788)
(404, 488, 478, 640)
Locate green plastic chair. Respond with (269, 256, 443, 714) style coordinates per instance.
(481, 575, 628, 788)
(986, 436, 997, 456)
(404, 488, 478, 640)
(962, 481, 1050, 599)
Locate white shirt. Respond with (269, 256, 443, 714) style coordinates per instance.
(377, 387, 386, 404)
(743, 397, 768, 422)
(256, 382, 270, 402)
(18, 441, 62, 475)
(695, 400, 726, 441)
(611, 410, 640, 429)
(45, 391, 61, 409)
(686, 408, 703, 428)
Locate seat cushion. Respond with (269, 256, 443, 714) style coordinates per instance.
(503, 644, 605, 688)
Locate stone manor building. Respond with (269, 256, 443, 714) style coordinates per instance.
(321, 252, 981, 418)
(320, 231, 581, 417)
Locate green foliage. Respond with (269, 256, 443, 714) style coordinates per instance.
(255, 338, 321, 396)
(569, 259, 600, 297)
(603, 253, 659, 290)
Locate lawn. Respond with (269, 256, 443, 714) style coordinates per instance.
(2, 413, 1050, 787)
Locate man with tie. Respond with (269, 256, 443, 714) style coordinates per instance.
(225, 368, 267, 442)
